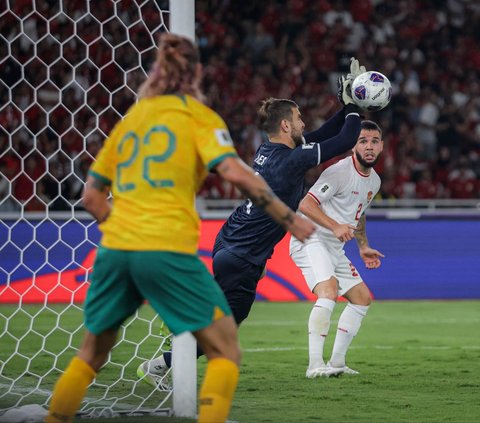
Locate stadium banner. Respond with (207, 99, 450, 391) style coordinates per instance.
(1, 218, 479, 303)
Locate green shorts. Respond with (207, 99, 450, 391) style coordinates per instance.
(84, 247, 232, 335)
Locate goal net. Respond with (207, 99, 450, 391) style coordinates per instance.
(0, 0, 194, 418)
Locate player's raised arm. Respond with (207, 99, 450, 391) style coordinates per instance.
(215, 156, 315, 242)
(310, 107, 361, 164)
(297, 85, 362, 166)
(303, 57, 366, 145)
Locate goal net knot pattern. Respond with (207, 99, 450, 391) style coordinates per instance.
(0, 1, 176, 417)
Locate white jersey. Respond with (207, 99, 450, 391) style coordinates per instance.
(293, 155, 380, 250)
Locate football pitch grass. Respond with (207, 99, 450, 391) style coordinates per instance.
(1, 301, 479, 422)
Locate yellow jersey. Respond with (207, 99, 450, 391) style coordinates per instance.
(89, 94, 237, 254)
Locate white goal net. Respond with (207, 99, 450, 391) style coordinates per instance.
(0, 0, 192, 418)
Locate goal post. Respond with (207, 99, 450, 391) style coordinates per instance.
(168, 2, 198, 419)
(170, 0, 196, 41)
(172, 332, 197, 418)
(0, 0, 196, 419)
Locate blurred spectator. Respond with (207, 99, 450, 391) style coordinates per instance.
(414, 87, 440, 161)
(415, 169, 443, 199)
(243, 22, 275, 64)
(0, 162, 19, 212)
(446, 157, 479, 199)
(199, 174, 242, 200)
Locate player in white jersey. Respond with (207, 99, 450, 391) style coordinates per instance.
(290, 120, 385, 378)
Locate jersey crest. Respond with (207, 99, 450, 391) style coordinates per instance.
(215, 128, 233, 146)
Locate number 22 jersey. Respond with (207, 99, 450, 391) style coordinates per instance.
(89, 95, 237, 254)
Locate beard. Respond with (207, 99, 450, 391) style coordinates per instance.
(355, 150, 381, 168)
(293, 133, 305, 147)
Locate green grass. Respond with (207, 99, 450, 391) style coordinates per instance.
(1, 301, 480, 422)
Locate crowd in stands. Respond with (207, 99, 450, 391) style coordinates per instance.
(1, 0, 480, 212)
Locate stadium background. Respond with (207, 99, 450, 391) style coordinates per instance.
(1, 0, 480, 212)
(1, 0, 480, 303)
(0, 2, 479, 421)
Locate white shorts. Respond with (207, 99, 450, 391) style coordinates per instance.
(290, 238, 363, 296)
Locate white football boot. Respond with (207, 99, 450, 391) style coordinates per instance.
(326, 361, 359, 376)
(136, 356, 171, 389)
(306, 365, 329, 378)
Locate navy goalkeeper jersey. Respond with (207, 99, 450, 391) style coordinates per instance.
(214, 110, 360, 266)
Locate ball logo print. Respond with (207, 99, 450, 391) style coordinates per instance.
(351, 71, 392, 111)
(370, 72, 385, 83)
(354, 85, 367, 100)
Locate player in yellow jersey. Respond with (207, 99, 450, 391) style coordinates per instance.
(46, 34, 315, 423)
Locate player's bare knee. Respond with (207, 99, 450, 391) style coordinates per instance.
(313, 277, 338, 301)
(359, 285, 373, 305)
(353, 291, 373, 306)
(344, 282, 372, 306)
(352, 296, 372, 307)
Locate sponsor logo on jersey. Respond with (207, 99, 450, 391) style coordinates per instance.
(214, 128, 233, 146)
(321, 184, 329, 193)
(352, 191, 359, 195)
(301, 143, 315, 149)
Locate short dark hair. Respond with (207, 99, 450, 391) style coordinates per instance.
(258, 98, 298, 135)
(361, 120, 382, 137)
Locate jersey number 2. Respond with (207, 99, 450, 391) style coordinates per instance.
(355, 203, 363, 221)
(116, 126, 176, 192)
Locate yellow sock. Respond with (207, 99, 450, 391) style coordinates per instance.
(46, 356, 96, 423)
(198, 357, 239, 423)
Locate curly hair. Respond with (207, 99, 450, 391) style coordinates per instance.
(138, 33, 204, 101)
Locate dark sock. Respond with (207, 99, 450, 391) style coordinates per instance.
(163, 344, 204, 368)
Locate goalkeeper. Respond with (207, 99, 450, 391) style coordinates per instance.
(138, 59, 371, 385)
(46, 33, 316, 423)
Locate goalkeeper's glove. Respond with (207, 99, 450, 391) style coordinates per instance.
(338, 75, 362, 115)
(347, 56, 366, 81)
(337, 75, 355, 106)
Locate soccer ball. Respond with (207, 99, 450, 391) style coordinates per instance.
(351, 71, 392, 111)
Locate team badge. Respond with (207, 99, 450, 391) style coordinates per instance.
(215, 129, 233, 146)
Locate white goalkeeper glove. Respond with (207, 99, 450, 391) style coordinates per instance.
(347, 56, 366, 82)
(338, 75, 363, 115)
(338, 56, 367, 111)
(337, 75, 355, 106)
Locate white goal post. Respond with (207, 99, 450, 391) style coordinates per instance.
(165, 0, 198, 419)
(0, 0, 196, 419)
